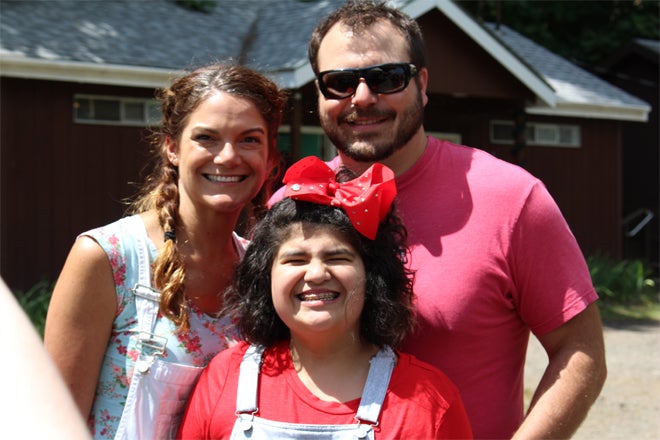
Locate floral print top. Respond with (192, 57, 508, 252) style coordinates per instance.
(83, 215, 245, 439)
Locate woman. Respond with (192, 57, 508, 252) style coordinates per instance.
(44, 63, 286, 439)
(177, 156, 473, 439)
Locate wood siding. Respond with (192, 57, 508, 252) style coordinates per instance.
(1, 76, 622, 293)
(1, 78, 153, 291)
(422, 98, 622, 260)
(420, 11, 536, 101)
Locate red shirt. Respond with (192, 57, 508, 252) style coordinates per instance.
(178, 341, 473, 439)
(271, 138, 598, 438)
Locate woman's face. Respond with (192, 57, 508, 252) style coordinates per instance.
(271, 223, 366, 341)
(167, 91, 270, 216)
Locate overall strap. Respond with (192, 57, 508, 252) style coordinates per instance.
(130, 216, 166, 367)
(114, 216, 166, 439)
(235, 344, 266, 414)
(235, 344, 395, 425)
(355, 346, 397, 425)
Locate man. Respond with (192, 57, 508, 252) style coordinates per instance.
(274, 0, 607, 438)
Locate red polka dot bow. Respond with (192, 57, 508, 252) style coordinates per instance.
(283, 156, 397, 239)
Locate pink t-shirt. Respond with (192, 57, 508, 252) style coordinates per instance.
(270, 137, 597, 438)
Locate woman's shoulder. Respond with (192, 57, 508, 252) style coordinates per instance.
(207, 340, 251, 368)
(79, 214, 150, 296)
(82, 214, 145, 247)
(197, 341, 255, 391)
(206, 341, 289, 376)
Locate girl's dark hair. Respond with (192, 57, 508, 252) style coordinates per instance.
(224, 169, 416, 348)
(129, 62, 287, 332)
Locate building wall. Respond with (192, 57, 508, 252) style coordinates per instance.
(598, 43, 659, 267)
(422, 97, 622, 260)
(1, 77, 153, 291)
(420, 11, 535, 102)
(1, 76, 623, 293)
(515, 117, 622, 259)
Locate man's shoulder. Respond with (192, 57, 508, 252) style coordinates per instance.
(432, 137, 537, 181)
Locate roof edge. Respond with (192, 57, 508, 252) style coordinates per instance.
(428, 0, 557, 107)
(0, 56, 178, 88)
(401, 0, 436, 17)
(526, 102, 650, 122)
(263, 63, 315, 90)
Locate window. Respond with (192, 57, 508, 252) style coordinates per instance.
(490, 120, 581, 148)
(277, 126, 337, 161)
(427, 131, 462, 145)
(74, 95, 161, 126)
(277, 127, 462, 162)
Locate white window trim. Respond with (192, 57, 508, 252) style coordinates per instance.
(490, 119, 581, 148)
(73, 94, 160, 127)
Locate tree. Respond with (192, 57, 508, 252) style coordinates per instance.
(456, 0, 660, 67)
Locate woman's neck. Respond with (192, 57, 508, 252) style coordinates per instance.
(141, 209, 241, 315)
(180, 236, 238, 315)
(289, 336, 379, 403)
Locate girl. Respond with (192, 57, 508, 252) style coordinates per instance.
(178, 156, 473, 439)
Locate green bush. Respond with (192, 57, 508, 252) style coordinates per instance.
(14, 280, 54, 338)
(587, 254, 658, 304)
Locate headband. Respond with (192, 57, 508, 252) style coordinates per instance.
(282, 156, 397, 239)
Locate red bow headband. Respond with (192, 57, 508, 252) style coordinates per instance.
(282, 156, 397, 239)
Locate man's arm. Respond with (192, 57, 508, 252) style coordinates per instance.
(513, 302, 607, 439)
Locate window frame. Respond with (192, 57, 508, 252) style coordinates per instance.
(73, 94, 161, 127)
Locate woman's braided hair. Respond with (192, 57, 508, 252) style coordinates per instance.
(129, 63, 286, 332)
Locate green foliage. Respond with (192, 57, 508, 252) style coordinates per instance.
(457, 0, 660, 66)
(588, 254, 657, 303)
(587, 254, 659, 322)
(14, 280, 54, 338)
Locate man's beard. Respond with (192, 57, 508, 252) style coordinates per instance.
(320, 92, 424, 163)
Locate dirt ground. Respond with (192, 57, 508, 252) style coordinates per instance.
(524, 320, 660, 439)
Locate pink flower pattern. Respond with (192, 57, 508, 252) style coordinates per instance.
(83, 216, 241, 439)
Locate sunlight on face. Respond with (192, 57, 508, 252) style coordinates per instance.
(271, 223, 366, 340)
(168, 91, 270, 216)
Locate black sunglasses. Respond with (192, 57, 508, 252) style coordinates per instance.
(316, 63, 418, 100)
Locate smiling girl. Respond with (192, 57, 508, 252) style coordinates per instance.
(178, 156, 473, 439)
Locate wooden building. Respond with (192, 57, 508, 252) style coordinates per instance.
(595, 38, 659, 269)
(0, 0, 650, 291)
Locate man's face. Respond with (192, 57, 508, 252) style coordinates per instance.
(315, 20, 428, 164)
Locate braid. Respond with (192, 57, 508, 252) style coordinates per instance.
(152, 165, 190, 332)
(129, 62, 286, 332)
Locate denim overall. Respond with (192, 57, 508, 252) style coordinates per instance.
(230, 344, 397, 439)
(114, 221, 204, 439)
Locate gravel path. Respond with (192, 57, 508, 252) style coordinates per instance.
(524, 321, 660, 439)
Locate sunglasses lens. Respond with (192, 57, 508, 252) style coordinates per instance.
(318, 64, 415, 99)
(321, 72, 359, 99)
(366, 65, 407, 94)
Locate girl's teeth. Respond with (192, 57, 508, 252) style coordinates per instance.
(298, 292, 338, 301)
(206, 175, 241, 182)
